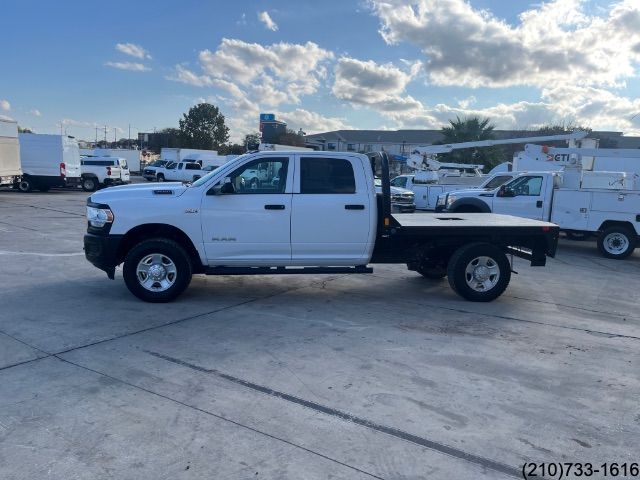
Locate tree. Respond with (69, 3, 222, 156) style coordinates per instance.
(179, 103, 229, 150)
(219, 143, 246, 155)
(437, 116, 503, 168)
(18, 126, 33, 133)
(276, 129, 305, 147)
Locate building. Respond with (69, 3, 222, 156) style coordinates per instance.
(259, 113, 287, 144)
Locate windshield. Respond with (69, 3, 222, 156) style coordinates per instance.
(483, 175, 513, 190)
(191, 153, 251, 188)
(119, 159, 128, 169)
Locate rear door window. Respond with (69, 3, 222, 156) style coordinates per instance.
(300, 158, 356, 194)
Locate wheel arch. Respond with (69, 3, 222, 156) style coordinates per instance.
(449, 198, 491, 213)
(117, 223, 205, 273)
(598, 220, 637, 234)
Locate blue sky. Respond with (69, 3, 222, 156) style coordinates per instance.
(1, 0, 639, 142)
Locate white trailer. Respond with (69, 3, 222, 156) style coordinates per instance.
(0, 119, 21, 187)
(17, 133, 82, 192)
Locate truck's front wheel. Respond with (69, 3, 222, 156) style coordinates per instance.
(156, 174, 165, 182)
(123, 238, 192, 302)
(597, 226, 636, 259)
(447, 243, 511, 302)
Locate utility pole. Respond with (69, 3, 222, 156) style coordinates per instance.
(128, 124, 131, 149)
(113, 127, 116, 145)
(95, 127, 98, 146)
(104, 125, 107, 146)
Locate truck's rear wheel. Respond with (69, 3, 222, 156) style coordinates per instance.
(82, 177, 98, 192)
(123, 238, 192, 302)
(17, 177, 34, 193)
(447, 243, 511, 302)
(597, 226, 636, 259)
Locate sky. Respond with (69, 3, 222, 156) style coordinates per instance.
(1, 0, 639, 142)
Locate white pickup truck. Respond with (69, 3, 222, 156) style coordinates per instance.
(80, 156, 130, 191)
(84, 151, 560, 303)
(441, 171, 640, 259)
(155, 161, 207, 183)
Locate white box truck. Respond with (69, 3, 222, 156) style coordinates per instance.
(0, 119, 21, 187)
(17, 133, 82, 192)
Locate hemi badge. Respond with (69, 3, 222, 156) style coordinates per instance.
(153, 189, 173, 195)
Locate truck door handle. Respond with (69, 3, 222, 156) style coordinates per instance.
(536, 201, 543, 208)
(264, 204, 285, 210)
(345, 204, 365, 210)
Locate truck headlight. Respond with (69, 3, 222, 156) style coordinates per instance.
(436, 196, 446, 206)
(446, 195, 457, 207)
(86, 206, 114, 228)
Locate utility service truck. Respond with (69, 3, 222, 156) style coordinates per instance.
(84, 150, 560, 303)
(16, 133, 81, 192)
(441, 143, 640, 259)
(0, 119, 21, 187)
(401, 131, 587, 210)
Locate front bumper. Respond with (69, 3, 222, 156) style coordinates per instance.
(391, 202, 416, 213)
(84, 233, 123, 279)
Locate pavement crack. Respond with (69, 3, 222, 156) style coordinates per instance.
(143, 350, 521, 479)
(53, 355, 386, 480)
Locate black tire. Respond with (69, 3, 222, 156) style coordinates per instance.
(597, 226, 637, 259)
(447, 243, 511, 302)
(565, 231, 589, 241)
(17, 177, 33, 193)
(415, 264, 447, 279)
(82, 177, 98, 192)
(123, 238, 193, 302)
(156, 174, 165, 182)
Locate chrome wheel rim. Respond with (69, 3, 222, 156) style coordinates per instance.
(603, 232, 629, 255)
(464, 256, 500, 292)
(136, 254, 177, 292)
(84, 179, 95, 189)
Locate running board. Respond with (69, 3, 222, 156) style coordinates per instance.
(204, 266, 373, 276)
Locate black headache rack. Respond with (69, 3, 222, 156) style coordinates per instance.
(369, 151, 560, 267)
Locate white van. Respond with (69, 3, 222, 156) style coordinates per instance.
(80, 156, 131, 191)
(17, 133, 81, 192)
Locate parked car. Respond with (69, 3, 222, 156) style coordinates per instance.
(375, 177, 415, 213)
(80, 157, 131, 192)
(142, 160, 171, 181)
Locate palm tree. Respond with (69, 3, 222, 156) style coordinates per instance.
(438, 116, 502, 168)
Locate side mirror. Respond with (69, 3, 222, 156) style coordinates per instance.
(497, 186, 515, 198)
(207, 177, 235, 195)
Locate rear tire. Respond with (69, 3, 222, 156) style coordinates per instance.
(123, 238, 192, 302)
(447, 243, 511, 302)
(82, 177, 98, 192)
(17, 177, 33, 193)
(597, 226, 636, 259)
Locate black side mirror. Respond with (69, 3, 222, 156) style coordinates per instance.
(497, 186, 515, 198)
(208, 179, 235, 195)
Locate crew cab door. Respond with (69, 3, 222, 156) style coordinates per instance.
(492, 174, 547, 220)
(291, 155, 372, 265)
(201, 156, 292, 265)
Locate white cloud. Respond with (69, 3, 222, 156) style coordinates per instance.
(277, 109, 351, 133)
(258, 11, 278, 31)
(105, 61, 151, 72)
(332, 57, 421, 112)
(371, 0, 640, 88)
(0, 99, 10, 111)
(115, 42, 151, 59)
(0, 114, 14, 121)
(170, 38, 333, 106)
(29, 109, 42, 117)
